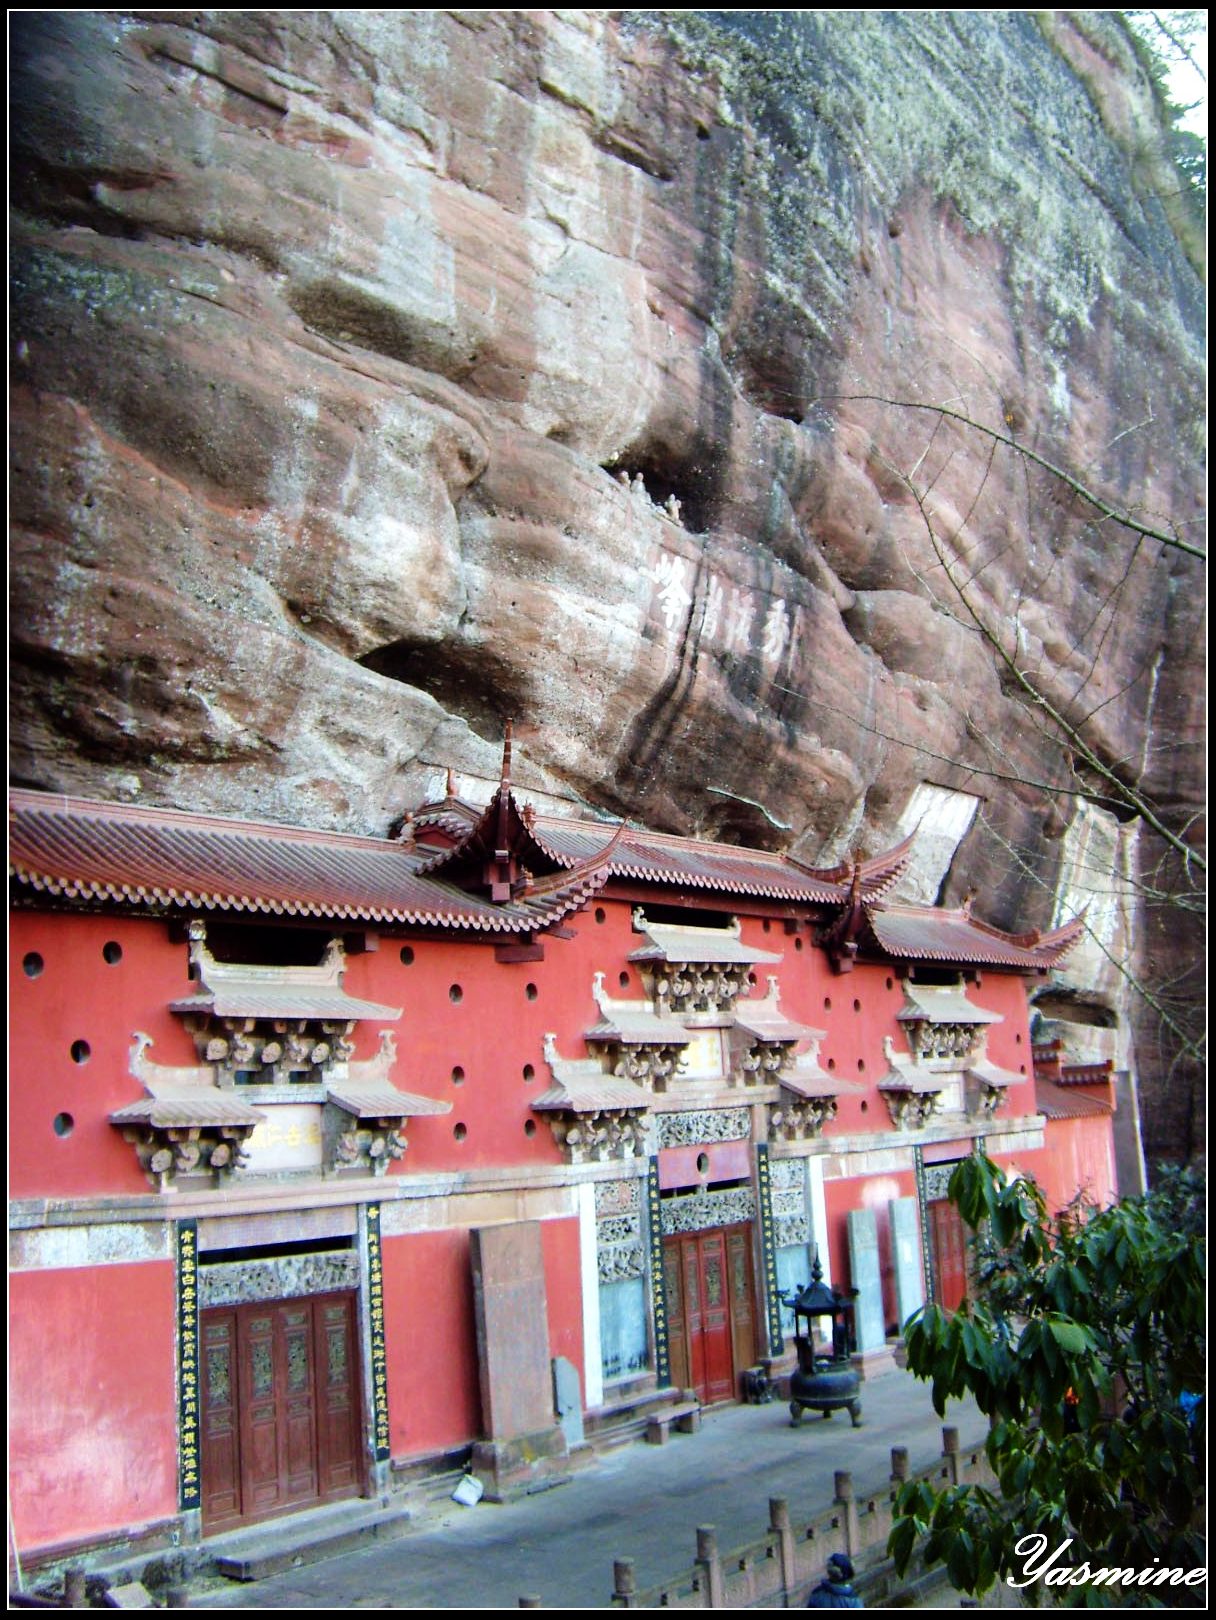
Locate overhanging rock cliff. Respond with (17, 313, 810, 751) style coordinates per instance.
(9, 11, 1205, 1163)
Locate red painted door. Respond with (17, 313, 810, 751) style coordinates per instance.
(929, 1199, 969, 1313)
(663, 1226, 755, 1405)
(201, 1292, 364, 1531)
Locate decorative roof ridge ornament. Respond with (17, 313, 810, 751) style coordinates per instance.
(784, 830, 916, 898)
(411, 722, 576, 902)
(816, 858, 866, 973)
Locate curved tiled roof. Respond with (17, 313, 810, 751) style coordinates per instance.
(863, 902, 1084, 970)
(1035, 1078, 1115, 1120)
(8, 790, 603, 933)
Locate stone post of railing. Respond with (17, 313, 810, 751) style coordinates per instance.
(696, 1525, 725, 1607)
(64, 1569, 87, 1608)
(834, 1471, 860, 1559)
(769, 1497, 797, 1603)
(612, 1558, 639, 1608)
(942, 1426, 961, 1485)
(890, 1445, 910, 1485)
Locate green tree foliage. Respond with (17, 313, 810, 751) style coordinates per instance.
(888, 1155, 1205, 1604)
(1123, 10, 1207, 211)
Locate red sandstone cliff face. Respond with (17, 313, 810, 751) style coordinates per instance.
(9, 12, 1205, 1159)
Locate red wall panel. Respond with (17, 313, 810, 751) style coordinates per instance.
(10, 913, 198, 1200)
(9, 1260, 178, 1555)
(380, 1229, 482, 1459)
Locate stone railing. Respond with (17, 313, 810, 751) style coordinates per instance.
(607, 1425, 993, 1608)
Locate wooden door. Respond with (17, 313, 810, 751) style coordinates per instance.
(662, 1226, 757, 1405)
(929, 1199, 969, 1312)
(201, 1292, 363, 1531)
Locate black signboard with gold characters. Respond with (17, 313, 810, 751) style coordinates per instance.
(646, 1158, 671, 1387)
(365, 1203, 391, 1461)
(176, 1219, 201, 1512)
(755, 1144, 784, 1357)
(912, 1145, 937, 1305)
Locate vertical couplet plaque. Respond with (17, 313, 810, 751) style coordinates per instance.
(912, 1145, 938, 1307)
(365, 1203, 391, 1461)
(755, 1144, 784, 1357)
(176, 1219, 201, 1513)
(646, 1158, 670, 1387)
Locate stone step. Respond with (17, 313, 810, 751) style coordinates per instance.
(207, 1498, 414, 1583)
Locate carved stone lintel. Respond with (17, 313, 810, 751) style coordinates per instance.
(655, 1108, 750, 1148)
(661, 1184, 755, 1236)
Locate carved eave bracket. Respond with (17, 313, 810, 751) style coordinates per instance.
(732, 976, 822, 1088)
(880, 980, 1016, 1129)
(111, 1054, 266, 1190)
(170, 925, 401, 1088)
(585, 972, 693, 1093)
(628, 911, 781, 1016)
(964, 1056, 1022, 1120)
(533, 1033, 650, 1164)
(323, 1033, 452, 1176)
(768, 1045, 861, 1142)
(878, 1038, 948, 1131)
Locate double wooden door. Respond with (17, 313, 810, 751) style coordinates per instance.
(928, 1198, 969, 1313)
(664, 1225, 758, 1406)
(201, 1292, 364, 1531)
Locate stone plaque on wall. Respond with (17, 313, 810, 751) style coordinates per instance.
(847, 1208, 886, 1353)
(470, 1222, 555, 1442)
(888, 1197, 925, 1333)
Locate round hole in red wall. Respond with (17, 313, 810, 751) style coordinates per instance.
(885, 976, 894, 991)
(53, 1112, 74, 1138)
(400, 946, 415, 966)
(827, 1057, 837, 1071)
(71, 1040, 91, 1065)
(853, 999, 861, 1013)
(1015, 1032, 1023, 1044)
(449, 984, 463, 1003)
(525, 983, 539, 1002)
(1020, 1064, 1027, 1075)
(696, 1152, 710, 1175)
(522, 1064, 535, 1083)
(451, 1066, 465, 1085)
(453, 1122, 468, 1141)
(103, 941, 123, 965)
(595, 907, 606, 924)
(795, 937, 804, 951)
(618, 971, 630, 989)
(824, 997, 832, 1011)
(762, 919, 771, 933)
(860, 1100, 869, 1113)
(524, 1119, 537, 1138)
(23, 952, 44, 979)
(857, 1058, 866, 1073)
(748, 971, 758, 986)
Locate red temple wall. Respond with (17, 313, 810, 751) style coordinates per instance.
(9, 1261, 179, 1554)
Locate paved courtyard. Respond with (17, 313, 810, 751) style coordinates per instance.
(193, 1368, 986, 1609)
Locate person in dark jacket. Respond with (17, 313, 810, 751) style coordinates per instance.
(807, 1552, 864, 1607)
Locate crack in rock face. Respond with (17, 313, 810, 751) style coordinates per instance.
(9, 11, 1205, 1160)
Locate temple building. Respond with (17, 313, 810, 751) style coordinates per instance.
(9, 741, 1110, 1569)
